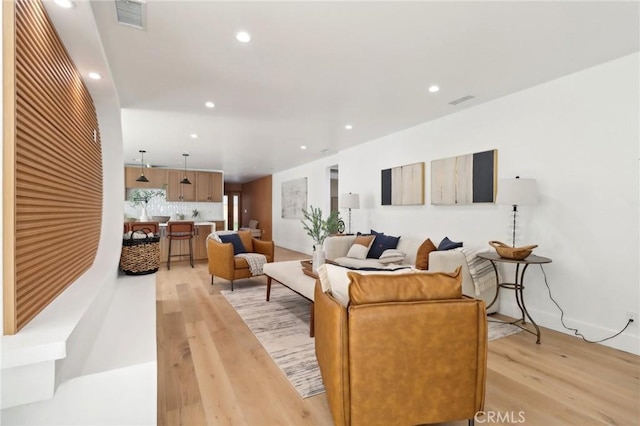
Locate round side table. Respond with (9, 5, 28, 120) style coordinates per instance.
(478, 251, 552, 344)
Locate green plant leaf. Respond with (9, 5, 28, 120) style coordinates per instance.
(300, 205, 338, 245)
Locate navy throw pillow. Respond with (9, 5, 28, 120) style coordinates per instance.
(219, 233, 247, 255)
(438, 237, 463, 251)
(367, 232, 401, 259)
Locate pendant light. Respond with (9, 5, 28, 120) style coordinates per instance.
(136, 150, 150, 182)
(180, 153, 192, 184)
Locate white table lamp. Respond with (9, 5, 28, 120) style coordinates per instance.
(339, 193, 360, 234)
(496, 177, 538, 247)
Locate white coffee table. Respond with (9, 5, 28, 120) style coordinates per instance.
(263, 260, 316, 337)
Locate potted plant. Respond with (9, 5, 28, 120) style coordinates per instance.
(128, 189, 165, 221)
(301, 206, 338, 246)
(301, 206, 338, 271)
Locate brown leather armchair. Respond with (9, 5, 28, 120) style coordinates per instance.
(314, 268, 487, 426)
(207, 230, 274, 290)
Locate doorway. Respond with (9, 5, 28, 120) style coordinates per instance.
(330, 166, 339, 214)
(223, 191, 241, 231)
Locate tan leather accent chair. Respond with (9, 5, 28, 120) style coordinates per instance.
(314, 267, 487, 426)
(207, 230, 274, 291)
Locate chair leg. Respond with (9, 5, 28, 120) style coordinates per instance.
(469, 418, 475, 426)
(167, 238, 172, 270)
(189, 238, 194, 268)
(231, 280, 234, 291)
(211, 275, 213, 285)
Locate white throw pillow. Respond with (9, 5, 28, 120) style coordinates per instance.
(378, 249, 406, 264)
(346, 244, 369, 260)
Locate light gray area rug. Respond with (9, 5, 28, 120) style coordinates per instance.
(221, 284, 522, 399)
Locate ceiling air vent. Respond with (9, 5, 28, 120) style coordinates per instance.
(115, 0, 145, 30)
(449, 95, 475, 106)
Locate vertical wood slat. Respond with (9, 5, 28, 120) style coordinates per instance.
(3, 0, 103, 334)
(3, 0, 18, 335)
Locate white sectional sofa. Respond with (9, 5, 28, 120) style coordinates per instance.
(322, 235, 499, 313)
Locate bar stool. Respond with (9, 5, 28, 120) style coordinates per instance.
(166, 221, 195, 270)
(130, 221, 159, 235)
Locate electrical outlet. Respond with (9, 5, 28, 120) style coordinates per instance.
(627, 311, 638, 324)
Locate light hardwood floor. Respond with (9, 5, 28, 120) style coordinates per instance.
(156, 247, 640, 426)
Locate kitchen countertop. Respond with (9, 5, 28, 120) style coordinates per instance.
(158, 221, 216, 227)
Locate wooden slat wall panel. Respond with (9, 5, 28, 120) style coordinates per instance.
(3, 0, 103, 334)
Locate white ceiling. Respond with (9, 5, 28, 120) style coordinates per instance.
(45, 1, 639, 183)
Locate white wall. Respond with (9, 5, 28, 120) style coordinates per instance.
(272, 154, 338, 255)
(273, 53, 640, 354)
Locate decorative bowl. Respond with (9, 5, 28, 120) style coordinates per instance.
(489, 241, 538, 260)
(152, 215, 171, 223)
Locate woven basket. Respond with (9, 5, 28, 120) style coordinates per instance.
(489, 241, 538, 260)
(120, 229, 161, 275)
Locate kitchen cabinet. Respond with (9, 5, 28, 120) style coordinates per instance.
(124, 167, 167, 189)
(195, 171, 223, 202)
(194, 224, 212, 260)
(166, 170, 196, 201)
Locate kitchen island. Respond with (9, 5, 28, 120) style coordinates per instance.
(158, 221, 219, 262)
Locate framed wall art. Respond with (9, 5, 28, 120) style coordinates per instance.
(281, 177, 307, 219)
(431, 149, 497, 205)
(381, 162, 425, 206)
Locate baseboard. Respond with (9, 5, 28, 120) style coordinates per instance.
(498, 304, 640, 355)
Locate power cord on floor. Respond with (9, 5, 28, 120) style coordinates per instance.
(539, 264, 633, 343)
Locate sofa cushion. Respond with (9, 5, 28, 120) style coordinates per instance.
(354, 235, 375, 246)
(438, 236, 463, 251)
(334, 257, 388, 269)
(367, 231, 401, 259)
(234, 257, 250, 269)
(346, 244, 369, 260)
(348, 266, 463, 306)
(377, 249, 405, 264)
(346, 235, 376, 259)
(219, 233, 247, 255)
(415, 238, 437, 270)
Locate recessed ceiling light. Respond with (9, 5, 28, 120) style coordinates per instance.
(428, 85, 440, 93)
(300, 145, 307, 150)
(88, 72, 102, 80)
(190, 134, 198, 139)
(236, 31, 251, 43)
(345, 124, 353, 130)
(54, 0, 74, 9)
(205, 101, 215, 108)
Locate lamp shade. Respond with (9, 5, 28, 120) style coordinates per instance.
(496, 178, 538, 206)
(340, 193, 360, 209)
